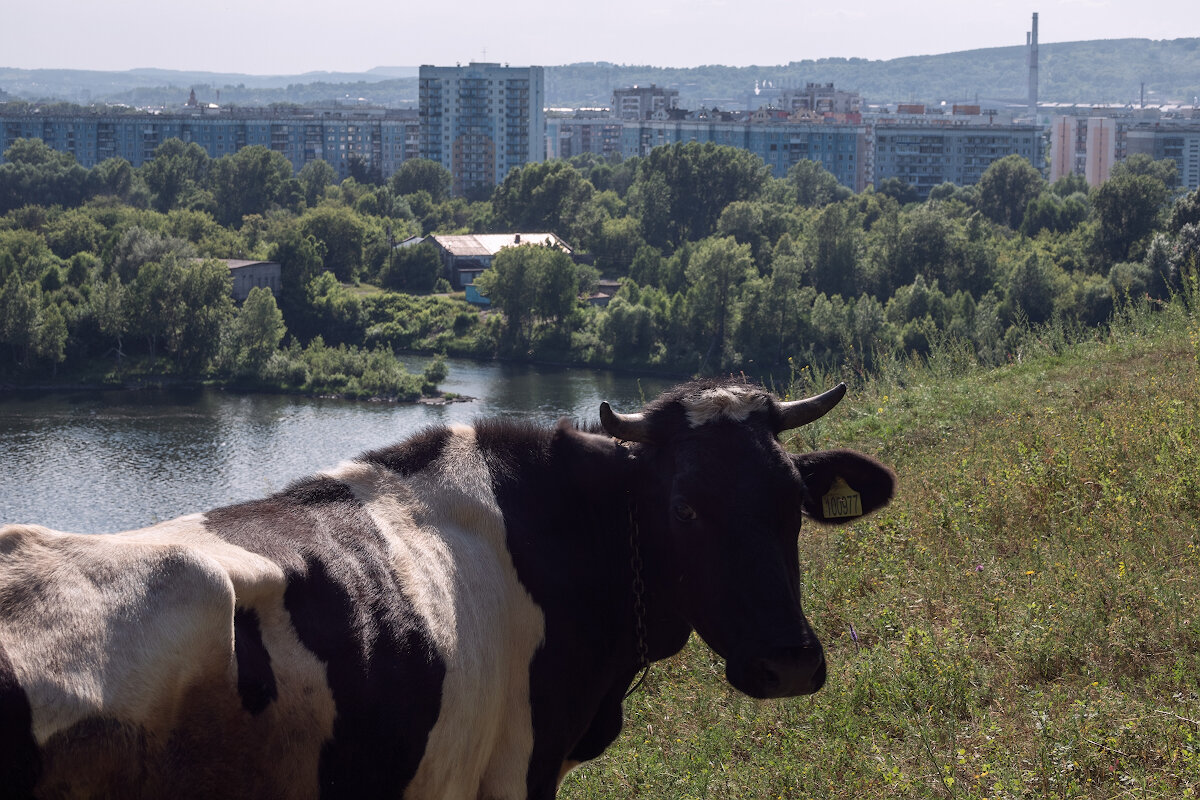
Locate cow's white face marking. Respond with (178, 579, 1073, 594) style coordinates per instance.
(326, 424, 546, 800)
(682, 386, 767, 427)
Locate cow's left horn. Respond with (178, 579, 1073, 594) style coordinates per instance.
(600, 402, 653, 442)
(777, 383, 848, 432)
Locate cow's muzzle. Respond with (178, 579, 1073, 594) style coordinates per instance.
(725, 646, 826, 699)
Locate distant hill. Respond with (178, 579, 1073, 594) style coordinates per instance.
(1, 39, 1197, 110)
(546, 39, 1200, 109)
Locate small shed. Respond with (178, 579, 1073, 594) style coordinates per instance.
(223, 260, 281, 302)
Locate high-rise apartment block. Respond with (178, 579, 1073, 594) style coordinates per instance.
(1050, 112, 1200, 190)
(610, 86, 680, 120)
(418, 63, 545, 198)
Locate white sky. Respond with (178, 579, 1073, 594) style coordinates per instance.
(2, 0, 1197, 74)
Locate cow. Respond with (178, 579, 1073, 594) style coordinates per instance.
(0, 378, 895, 800)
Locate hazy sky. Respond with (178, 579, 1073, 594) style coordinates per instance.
(3, 0, 1197, 74)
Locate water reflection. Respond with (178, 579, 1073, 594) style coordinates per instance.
(0, 359, 675, 533)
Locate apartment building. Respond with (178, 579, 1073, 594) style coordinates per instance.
(418, 62, 545, 198)
(0, 106, 420, 179)
(1050, 111, 1200, 191)
(872, 117, 1045, 199)
(610, 85, 680, 120)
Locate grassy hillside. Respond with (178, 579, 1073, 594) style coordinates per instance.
(561, 295, 1200, 799)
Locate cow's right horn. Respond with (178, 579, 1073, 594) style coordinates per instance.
(776, 383, 848, 432)
(600, 402, 653, 442)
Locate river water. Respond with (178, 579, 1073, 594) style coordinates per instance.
(0, 358, 676, 533)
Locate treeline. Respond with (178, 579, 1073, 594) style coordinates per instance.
(1, 134, 1198, 389)
(480, 145, 1199, 376)
(0, 138, 458, 397)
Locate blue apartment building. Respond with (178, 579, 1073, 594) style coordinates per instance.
(873, 118, 1046, 198)
(0, 107, 420, 180)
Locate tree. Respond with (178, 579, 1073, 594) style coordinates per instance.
(0, 272, 39, 366)
(763, 235, 808, 364)
(1020, 191, 1089, 237)
(1111, 153, 1178, 188)
(978, 154, 1046, 229)
(1004, 252, 1058, 325)
(389, 159, 452, 203)
(1169, 188, 1200, 235)
(226, 286, 286, 377)
(810, 202, 861, 297)
(893, 204, 964, 290)
(685, 236, 755, 371)
(473, 244, 581, 349)
(91, 158, 139, 204)
(588, 216, 645, 275)
(1091, 172, 1170, 263)
(298, 160, 337, 207)
(209, 146, 295, 226)
(378, 241, 443, 293)
(788, 159, 850, 208)
(140, 139, 211, 212)
(491, 161, 595, 241)
(0, 139, 92, 213)
(630, 142, 770, 248)
(300, 205, 365, 282)
(876, 177, 920, 205)
(171, 258, 235, 370)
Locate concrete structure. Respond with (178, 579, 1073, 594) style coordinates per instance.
(546, 105, 1044, 196)
(547, 114, 623, 160)
(1048, 114, 1126, 186)
(418, 63, 545, 198)
(220, 259, 281, 302)
(614, 116, 871, 191)
(610, 86, 680, 120)
(755, 83, 861, 117)
(426, 232, 570, 289)
(1028, 13, 1039, 120)
(1127, 123, 1200, 191)
(0, 107, 419, 180)
(872, 117, 1045, 199)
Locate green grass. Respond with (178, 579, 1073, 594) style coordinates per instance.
(562, 297, 1200, 799)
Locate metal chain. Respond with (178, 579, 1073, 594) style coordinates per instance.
(624, 493, 651, 699)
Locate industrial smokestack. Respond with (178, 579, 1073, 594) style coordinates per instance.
(1028, 12, 1039, 119)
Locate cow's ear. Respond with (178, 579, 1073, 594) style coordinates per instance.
(792, 449, 895, 526)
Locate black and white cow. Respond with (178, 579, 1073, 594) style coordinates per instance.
(0, 379, 894, 800)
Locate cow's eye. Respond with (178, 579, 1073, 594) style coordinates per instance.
(673, 502, 697, 521)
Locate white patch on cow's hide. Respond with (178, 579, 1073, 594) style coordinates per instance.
(682, 386, 768, 427)
(328, 424, 546, 800)
(0, 516, 336, 794)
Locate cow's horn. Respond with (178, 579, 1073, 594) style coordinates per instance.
(777, 383, 848, 431)
(600, 402, 653, 442)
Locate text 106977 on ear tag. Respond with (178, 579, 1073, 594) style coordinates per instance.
(822, 477, 862, 519)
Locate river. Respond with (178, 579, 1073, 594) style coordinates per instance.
(0, 358, 676, 533)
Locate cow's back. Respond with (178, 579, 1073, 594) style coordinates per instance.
(0, 518, 321, 798)
(0, 422, 549, 800)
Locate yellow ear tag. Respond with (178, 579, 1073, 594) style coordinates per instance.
(822, 477, 862, 519)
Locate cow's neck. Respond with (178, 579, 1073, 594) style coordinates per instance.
(625, 443, 693, 664)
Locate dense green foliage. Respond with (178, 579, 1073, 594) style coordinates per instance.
(0, 138, 462, 398)
(563, 294, 1200, 798)
(1, 134, 1197, 397)
(4, 38, 1198, 107)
